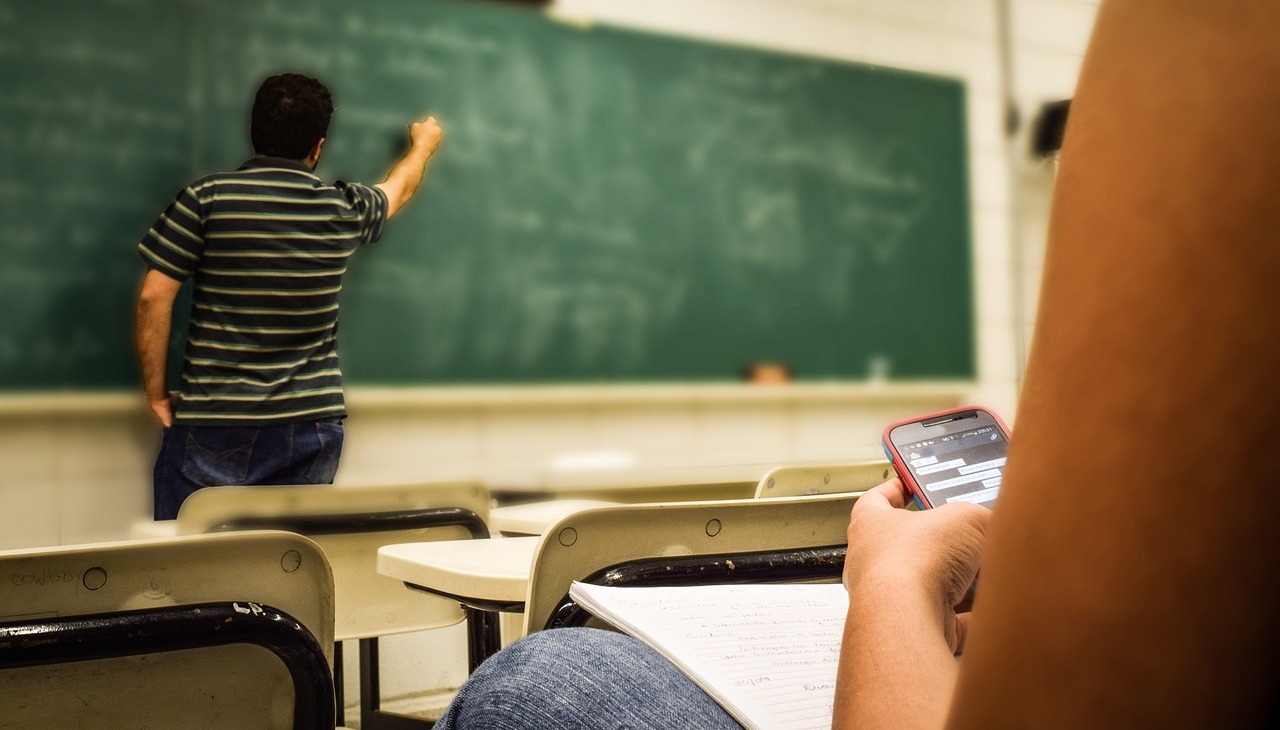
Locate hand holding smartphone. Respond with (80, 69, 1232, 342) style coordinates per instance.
(882, 406, 1010, 510)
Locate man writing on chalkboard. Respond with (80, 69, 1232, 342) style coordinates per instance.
(134, 72, 442, 520)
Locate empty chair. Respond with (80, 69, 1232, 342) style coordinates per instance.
(0, 531, 335, 729)
(522, 492, 859, 637)
(489, 498, 621, 537)
(172, 481, 492, 729)
(379, 492, 860, 671)
(490, 463, 777, 537)
(753, 460, 892, 498)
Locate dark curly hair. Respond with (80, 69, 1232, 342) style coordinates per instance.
(250, 73, 334, 159)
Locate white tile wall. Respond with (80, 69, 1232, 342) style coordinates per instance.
(1011, 0, 1099, 55)
(788, 401, 933, 462)
(691, 402, 793, 464)
(945, 43, 1005, 96)
(1007, 0, 1096, 384)
(478, 405, 600, 473)
(0, 421, 58, 482)
(0, 477, 61, 549)
(587, 404, 699, 462)
(339, 408, 484, 483)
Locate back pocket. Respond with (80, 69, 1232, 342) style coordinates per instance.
(304, 419, 345, 483)
(180, 428, 256, 487)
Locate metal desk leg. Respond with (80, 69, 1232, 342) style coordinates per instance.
(464, 606, 502, 672)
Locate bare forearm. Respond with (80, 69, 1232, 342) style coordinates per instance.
(833, 570, 957, 730)
(381, 143, 433, 214)
(949, 2, 1280, 727)
(135, 296, 172, 402)
(377, 116, 442, 217)
(134, 269, 183, 426)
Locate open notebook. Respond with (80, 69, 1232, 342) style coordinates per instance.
(569, 581, 849, 730)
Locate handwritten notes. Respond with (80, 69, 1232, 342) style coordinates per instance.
(568, 582, 848, 730)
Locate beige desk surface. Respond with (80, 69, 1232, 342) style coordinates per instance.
(131, 520, 179, 539)
(377, 536, 539, 605)
(490, 499, 620, 535)
(492, 462, 771, 494)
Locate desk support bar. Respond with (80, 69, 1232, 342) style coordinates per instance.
(546, 544, 847, 630)
(212, 507, 490, 540)
(0, 602, 334, 730)
(401, 582, 516, 673)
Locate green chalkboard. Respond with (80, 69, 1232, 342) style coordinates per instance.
(0, 0, 973, 389)
(0, 1, 190, 389)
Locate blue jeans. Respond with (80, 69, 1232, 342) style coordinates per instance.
(435, 627, 744, 730)
(152, 418, 344, 520)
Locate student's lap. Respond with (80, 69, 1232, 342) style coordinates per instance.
(436, 628, 744, 730)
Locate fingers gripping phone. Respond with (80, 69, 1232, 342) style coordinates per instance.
(882, 406, 1011, 510)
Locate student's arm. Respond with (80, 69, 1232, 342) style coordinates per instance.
(835, 1, 1280, 728)
(833, 479, 989, 730)
(134, 268, 183, 427)
(376, 116, 443, 218)
(950, 1, 1280, 726)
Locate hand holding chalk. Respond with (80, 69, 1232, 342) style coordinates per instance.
(408, 115, 443, 155)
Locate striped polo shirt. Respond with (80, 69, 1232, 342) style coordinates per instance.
(138, 156, 388, 426)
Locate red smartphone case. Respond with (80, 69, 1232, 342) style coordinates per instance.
(881, 405, 1010, 508)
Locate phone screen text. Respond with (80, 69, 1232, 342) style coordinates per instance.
(900, 425, 1007, 509)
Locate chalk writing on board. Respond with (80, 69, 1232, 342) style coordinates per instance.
(350, 15, 504, 55)
(237, 0, 329, 33)
(0, 0, 973, 388)
(0, 89, 182, 132)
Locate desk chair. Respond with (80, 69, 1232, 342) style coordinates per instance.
(381, 493, 861, 666)
(486, 463, 768, 537)
(489, 498, 622, 537)
(753, 460, 892, 498)
(523, 493, 858, 635)
(490, 461, 890, 537)
(489, 476, 759, 538)
(174, 481, 491, 730)
(0, 531, 335, 729)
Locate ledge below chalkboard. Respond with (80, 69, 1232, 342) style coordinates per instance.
(0, 382, 973, 417)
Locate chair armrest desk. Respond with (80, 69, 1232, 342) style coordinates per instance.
(378, 537, 537, 670)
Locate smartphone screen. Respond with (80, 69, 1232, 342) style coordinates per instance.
(884, 408, 1009, 509)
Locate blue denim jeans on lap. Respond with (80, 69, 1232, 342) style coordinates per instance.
(435, 627, 744, 730)
(152, 418, 344, 520)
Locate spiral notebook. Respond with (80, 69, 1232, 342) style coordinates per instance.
(568, 581, 849, 730)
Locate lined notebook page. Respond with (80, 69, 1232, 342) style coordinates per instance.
(569, 582, 849, 730)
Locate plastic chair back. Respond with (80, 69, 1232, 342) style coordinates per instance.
(0, 531, 334, 729)
(175, 481, 490, 641)
(754, 460, 892, 498)
(523, 492, 857, 634)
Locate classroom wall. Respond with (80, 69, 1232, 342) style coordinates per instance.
(0, 0, 1098, 550)
(1010, 0, 1096, 378)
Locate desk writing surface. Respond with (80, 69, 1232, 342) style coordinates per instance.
(492, 469, 761, 503)
(490, 499, 620, 536)
(542, 462, 767, 488)
(378, 536, 538, 604)
(0, 0, 972, 390)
